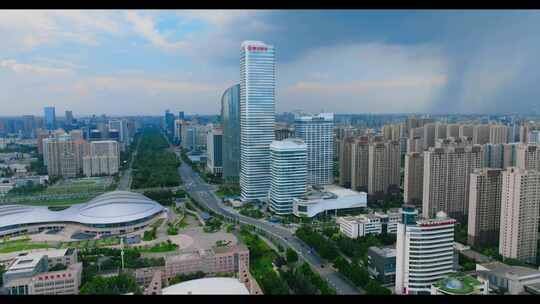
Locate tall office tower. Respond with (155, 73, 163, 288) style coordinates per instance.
(44, 106, 56, 130)
(467, 168, 503, 247)
(268, 139, 307, 215)
(351, 137, 370, 191)
(434, 122, 447, 140)
(489, 124, 508, 144)
(22, 115, 36, 138)
(459, 124, 474, 138)
(239, 40, 275, 202)
(446, 123, 460, 138)
(515, 143, 540, 171)
(65, 111, 74, 126)
(473, 124, 490, 145)
(339, 137, 355, 188)
(499, 167, 540, 264)
(108, 119, 129, 151)
(404, 152, 423, 206)
(294, 113, 334, 186)
(45, 134, 85, 178)
(173, 119, 183, 144)
(368, 140, 400, 195)
(180, 121, 195, 150)
(422, 145, 484, 221)
(395, 208, 456, 295)
(178, 111, 185, 120)
(221, 84, 241, 184)
(206, 126, 223, 176)
(423, 123, 436, 150)
(82, 140, 119, 177)
(274, 124, 294, 141)
(164, 110, 175, 139)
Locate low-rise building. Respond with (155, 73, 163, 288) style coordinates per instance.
(337, 209, 400, 239)
(292, 185, 367, 218)
(476, 261, 540, 294)
(367, 246, 396, 285)
(2, 249, 82, 295)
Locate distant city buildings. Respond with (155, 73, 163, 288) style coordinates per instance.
(367, 140, 400, 196)
(403, 152, 423, 206)
(239, 40, 275, 202)
(44, 106, 56, 131)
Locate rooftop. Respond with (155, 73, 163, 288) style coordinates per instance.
(478, 261, 540, 278)
(162, 277, 249, 295)
(434, 274, 483, 295)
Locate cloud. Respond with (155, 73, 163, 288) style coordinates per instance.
(0, 59, 72, 75)
(125, 11, 185, 52)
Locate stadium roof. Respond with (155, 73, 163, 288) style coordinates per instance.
(162, 277, 249, 295)
(0, 191, 164, 229)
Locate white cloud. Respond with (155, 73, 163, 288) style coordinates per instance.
(125, 11, 185, 52)
(0, 59, 72, 75)
(178, 10, 255, 27)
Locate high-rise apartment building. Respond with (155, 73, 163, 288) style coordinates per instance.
(515, 143, 540, 171)
(65, 110, 74, 127)
(294, 113, 334, 186)
(206, 126, 223, 176)
(82, 140, 120, 177)
(368, 141, 400, 195)
(351, 137, 370, 191)
(268, 139, 307, 215)
(44, 134, 86, 178)
(473, 124, 490, 145)
(221, 84, 241, 184)
(339, 137, 355, 188)
(489, 124, 508, 144)
(446, 123, 460, 138)
(395, 207, 456, 295)
(434, 122, 447, 140)
(239, 40, 275, 202)
(44, 106, 56, 131)
(422, 145, 484, 221)
(499, 167, 540, 264)
(173, 119, 183, 144)
(404, 152, 423, 206)
(467, 168, 503, 247)
(459, 124, 474, 138)
(423, 123, 436, 150)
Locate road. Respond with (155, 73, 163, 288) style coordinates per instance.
(177, 159, 361, 295)
(117, 136, 141, 191)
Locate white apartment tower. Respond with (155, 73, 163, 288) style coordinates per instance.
(395, 208, 456, 295)
(82, 140, 120, 177)
(499, 167, 540, 264)
(268, 139, 307, 215)
(294, 113, 334, 186)
(239, 40, 276, 202)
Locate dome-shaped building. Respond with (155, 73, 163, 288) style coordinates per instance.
(0, 191, 166, 238)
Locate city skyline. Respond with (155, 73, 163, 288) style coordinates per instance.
(3, 10, 540, 116)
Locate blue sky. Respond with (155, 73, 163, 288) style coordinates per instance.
(1, 10, 540, 116)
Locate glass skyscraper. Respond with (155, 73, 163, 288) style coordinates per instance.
(44, 106, 56, 130)
(294, 113, 334, 186)
(221, 83, 241, 184)
(239, 40, 276, 202)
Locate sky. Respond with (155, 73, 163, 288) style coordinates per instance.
(1, 10, 540, 116)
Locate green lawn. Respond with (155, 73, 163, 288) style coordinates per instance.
(139, 242, 178, 253)
(0, 238, 54, 253)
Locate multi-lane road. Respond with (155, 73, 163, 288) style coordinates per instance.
(176, 159, 362, 295)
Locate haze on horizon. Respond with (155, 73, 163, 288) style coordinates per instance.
(1, 10, 540, 116)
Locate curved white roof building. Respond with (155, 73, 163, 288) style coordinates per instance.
(0, 191, 165, 237)
(162, 277, 250, 295)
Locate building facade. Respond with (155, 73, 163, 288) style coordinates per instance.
(404, 152, 424, 206)
(221, 84, 241, 184)
(268, 139, 307, 215)
(82, 140, 120, 177)
(499, 167, 540, 264)
(351, 137, 370, 192)
(467, 168, 503, 247)
(367, 141, 400, 195)
(294, 113, 334, 186)
(239, 40, 276, 202)
(395, 209, 456, 295)
(206, 126, 223, 176)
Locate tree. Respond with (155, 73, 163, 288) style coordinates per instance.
(80, 273, 141, 295)
(286, 248, 299, 264)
